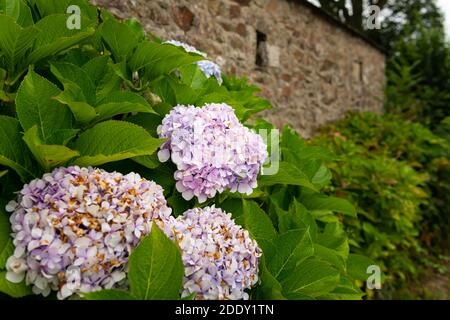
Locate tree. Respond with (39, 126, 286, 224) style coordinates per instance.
(314, 0, 443, 54)
(316, 0, 388, 32)
(386, 28, 450, 127)
(367, 0, 444, 54)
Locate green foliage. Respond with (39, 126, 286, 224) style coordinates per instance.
(312, 112, 449, 291)
(368, 0, 444, 54)
(386, 28, 450, 128)
(0, 0, 372, 300)
(217, 127, 376, 300)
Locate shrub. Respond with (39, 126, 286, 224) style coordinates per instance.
(312, 112, 449, 290)
(0, 0, 372, 300)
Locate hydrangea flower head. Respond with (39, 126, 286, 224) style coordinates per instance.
(163, 206, 261, 300)
(157, 103, 267, 203)
(164, 40, 223, 84)
(5, 166, 171, 299)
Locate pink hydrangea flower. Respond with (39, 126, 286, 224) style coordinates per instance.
(5, 166, 171, 299)
(161, 206, 261, 300)
(157, 103, 267, 203)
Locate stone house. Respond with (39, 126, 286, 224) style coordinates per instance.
(92, 0, 386, 137)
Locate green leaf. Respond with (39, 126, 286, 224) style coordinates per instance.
(313, 244, 346, 272)
(0, 15, 37, 74)
(238, 200, 276, 246)
(53, 84, 98, 124)
(0, 240, 13, 269)
(314, 223, 349, 272)
(129, 42, 203, 80)
(132, 155, 160, 170)
(84, 289, 135, 300)
(51, 62, 96, 105)
(280, 125, 305, 150)
(318, 276, 365, 300)
(23, 125, 80, 171)
(281, 258, 340, 298)
(347, 254, 377, 281)
(95, 91, 155, 122)
(50, 61, 99, 124)
(311, 164, 332, 188)
(290, 200, 318, 238)
(0, 272, 32, 298)
(274, 200, 315, 235)
(110, 60, 134, 88)
(16, 70, 73, 144)
(167, 193, 192, 217)
(0, 0, 34, 27)
(33, 0, 98, 20)
(46, 129, 79, 146)
(265, 228, 314, 280)
(151, 75, 199, 106)
(258, 162, 317, 191)
(0, 170, 7, 179)
(26, 14, 95, 66)
(71, 120, 162, 167)
(178, 63, 209, 89)
(99, 18, 139, 61)
(0, 205, 12, 269)
(252, 258, 286, 300)
(299, 193, 357, 217)
(0, 115, 37, 181)
(153, 102, 175, 117)
(281, 126, 334, 161)
(123, 18, 146, 42)
(82, 56, 122, 101)
(126, 113, 163, 137)
(219, 198, 244, 220)
(128, 224, 183, 300)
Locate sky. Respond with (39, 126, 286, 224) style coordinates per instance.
(437, 0, 450, 38)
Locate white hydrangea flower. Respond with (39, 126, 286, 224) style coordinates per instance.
(164, 40, 223, 84)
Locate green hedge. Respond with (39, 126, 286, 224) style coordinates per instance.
(312, 112, 449, 294)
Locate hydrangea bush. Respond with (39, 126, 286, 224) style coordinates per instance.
(0, 0, 376, 300)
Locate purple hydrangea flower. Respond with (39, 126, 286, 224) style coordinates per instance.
(164, 40, 223, 85)
(5, 166, 172, 299)
(157, 103, 267, 203)
(161, 206, 261, 300)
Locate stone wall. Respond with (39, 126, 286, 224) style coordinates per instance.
(91, 0, 386, 138)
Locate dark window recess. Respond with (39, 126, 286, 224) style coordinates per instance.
(359, 61, 364, 82)
(352, 60, 364, 82)
(256, 30, 268, 68)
